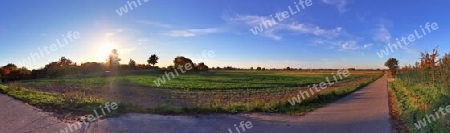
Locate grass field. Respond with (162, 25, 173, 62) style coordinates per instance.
(19, 70, 376, 90)
(1, 70, 383, 119)
(389, 74, 450, 132)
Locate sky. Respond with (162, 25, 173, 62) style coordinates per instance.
(1, 0, 449, 69)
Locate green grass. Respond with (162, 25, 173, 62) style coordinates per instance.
(2, 70, 383, 118)
(21, 76, 110, 86)
(389, 79, 450, 133)
(24, 70, 366, 90)
(0, 84, 119, 118)
(123, 74, 383, 115)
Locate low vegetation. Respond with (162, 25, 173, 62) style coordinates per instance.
(0, 84, 120, 120)
(1, 70, 383, 119)
(388, 48, 450, 132)
(0, 50, 385, 120)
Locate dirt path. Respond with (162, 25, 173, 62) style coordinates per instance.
(1, 75, 391, 133)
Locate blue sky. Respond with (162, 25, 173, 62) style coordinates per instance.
(1, 0, 449, 69)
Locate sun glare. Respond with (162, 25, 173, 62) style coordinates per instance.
(97, 44, 115, 61)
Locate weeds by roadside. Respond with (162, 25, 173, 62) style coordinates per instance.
(0, 84, 120, 121)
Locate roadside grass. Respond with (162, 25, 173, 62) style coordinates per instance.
(389, 79, 450, 132)
(0, 84, 120, 120)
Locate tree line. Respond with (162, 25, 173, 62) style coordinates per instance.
(384, 47, 450, 86)
(0, 49, 211, 82)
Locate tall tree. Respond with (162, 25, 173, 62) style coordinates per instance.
(419, 48, 440, 84)
(107, 49, 121, 70)
(420, 48, 439, 70)
(129, 59, 136, 69)
(385, 58, 399, 77)
(5, 63, 18, 71)
(1, 63, 18, 75)
(148, 54, 159, 66)
(58, 56, 75, 67)
(196, 62, 209, 71)
(173, 56, 195, 71)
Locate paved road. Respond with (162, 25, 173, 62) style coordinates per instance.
(0, 92, 67, 133)
(1, 75, 392, 133)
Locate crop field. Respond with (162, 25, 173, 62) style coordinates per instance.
(0, 70, 382, 117)
(20, 70, 376, 90)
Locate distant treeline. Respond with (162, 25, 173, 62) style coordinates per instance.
(0, 54, 212, 82)
(0, 50, 382, 83)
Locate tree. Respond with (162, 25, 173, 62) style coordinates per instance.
(250, 67, 254, 70)
(1, 63, 17, 76)
(173, 56, 195, 71)
(419, 48, 440, 84)
(420, 48, 439, 70)
(0, 67, 4, 76)
(107, 49, 121, 71)
(5, 63, 18, 71)
(59, 56, 74, 67)
(256, 67, 262, 70)
(9, 67, 31, 80)
(129, 59, 136, 70)
(0, 67, 5, 82)
(167, 65, 174, 70)
(43, 57, 77, 77)
(148, 54, 159, 67)
(385, 58, 399, 77)
(196, 62, 209, 71)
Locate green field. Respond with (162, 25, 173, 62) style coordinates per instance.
(1, 70, 383, 118)
(20, 70, 375, 90)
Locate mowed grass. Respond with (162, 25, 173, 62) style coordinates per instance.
(22, 70, 373, 90)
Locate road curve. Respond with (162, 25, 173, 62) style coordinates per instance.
(0, 75, 392, 133)
(83, 75, 392, 133)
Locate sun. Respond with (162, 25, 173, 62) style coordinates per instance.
(97, 44, 115, 61)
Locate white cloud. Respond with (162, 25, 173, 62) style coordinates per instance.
(229, 15, 265, 25)
(322, 0, 350, 13)
(164, 28, 220, 37)
(234, 15, 360, 50)
(259, 28, 282, 40)
(313, 38, 369, 51)
(401, 43, 419, 56)
(363, 43, 373, 49)
(228, 14, 345, 40)
(226, 14, 372, 51)
(339, 41, 358, 50)
(288, 23, 343, 38)
(373, 24, 392, 44)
